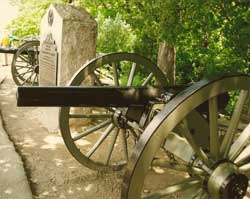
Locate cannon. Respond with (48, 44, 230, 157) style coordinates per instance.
(0, 40, 39, 86)
(17, 53, 250, 199)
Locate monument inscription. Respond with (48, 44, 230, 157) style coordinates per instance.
(39, 33, 58, 86)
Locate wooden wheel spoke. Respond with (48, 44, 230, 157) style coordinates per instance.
(195, 191, 209, 199)
(151, 159, 206, 176)
(16, 65, 32, 69)
(239, 162, 250, 172)
(16, 68, 33, 77)
(229, 123, 250, 161)
(127, 63, 136, 86)
(32, 74, 37, 85)
(72, 119, 112, 141)
(235, 144, 250, 166)
(86, 124, 115, 158)
(178, 188, 206, 199)
(209, 96, 219, 161)
(18, 54, 30, 63)
(69, 113, 112, 119)
(142, 178, 201, 199)
(142, 73, 153, 86)
(121, 129, 129, 162)
(104, 128, 120, 165)
(32, 71, 37, 82)
(27, 49, 36, 64)
(91, 72, 102, 86)
(31, 76, 35, 85)
(220, 90, 248, 158)
(21, 70, 35, 85)
(16, 60, 27, 63)
(33, 46, 39, 65)
(31, 74, 38, 85)
(112, 63, 119, 86)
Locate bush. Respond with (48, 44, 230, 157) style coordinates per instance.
(96, 13, 136, 53)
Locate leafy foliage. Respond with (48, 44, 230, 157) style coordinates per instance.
(8, 0, 68, 38)
(7, 0, 250, 84)
(96, 12, 136, 53)
(76, 0, 250, 83)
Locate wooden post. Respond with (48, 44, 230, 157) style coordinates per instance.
(157, 41, 176, 85)
(3, 54, 8, 66)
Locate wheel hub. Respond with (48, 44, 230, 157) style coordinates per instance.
(113, 109, 128, 129)
(208, 162, 248, 199)
(221, 173, 248, 199)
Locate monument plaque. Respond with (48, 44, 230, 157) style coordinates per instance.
(39, 33, 58, 86)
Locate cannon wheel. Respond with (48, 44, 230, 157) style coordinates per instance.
(11, 40, 40, 86)
(122, 75, 250, 199)
(59, 52, 168, 171)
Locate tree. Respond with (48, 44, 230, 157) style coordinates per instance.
(8, 0, 250, 83)
(8, 0, 68, 37)
(77, 0, 250, 82)
(96, 12, 136, 53)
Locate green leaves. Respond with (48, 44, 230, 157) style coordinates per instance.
(7, 0, 250, 84)
(8, 0, 67, 38)
(96, 13, 136, 53)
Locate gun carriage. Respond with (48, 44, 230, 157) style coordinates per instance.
(0, 40, 39, 86)
(17, 53, 250, 199)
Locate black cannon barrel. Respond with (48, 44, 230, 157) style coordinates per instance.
(17, 86, 165, 107)
(0, 47, 18, 54)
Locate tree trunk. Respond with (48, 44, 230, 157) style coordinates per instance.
(157, 41, 176, 85)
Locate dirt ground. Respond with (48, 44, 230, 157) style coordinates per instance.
(0, 61, 123, 199)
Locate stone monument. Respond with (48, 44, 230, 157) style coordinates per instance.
(39, 4, 97, 131)
(40, 3, 97, 86)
